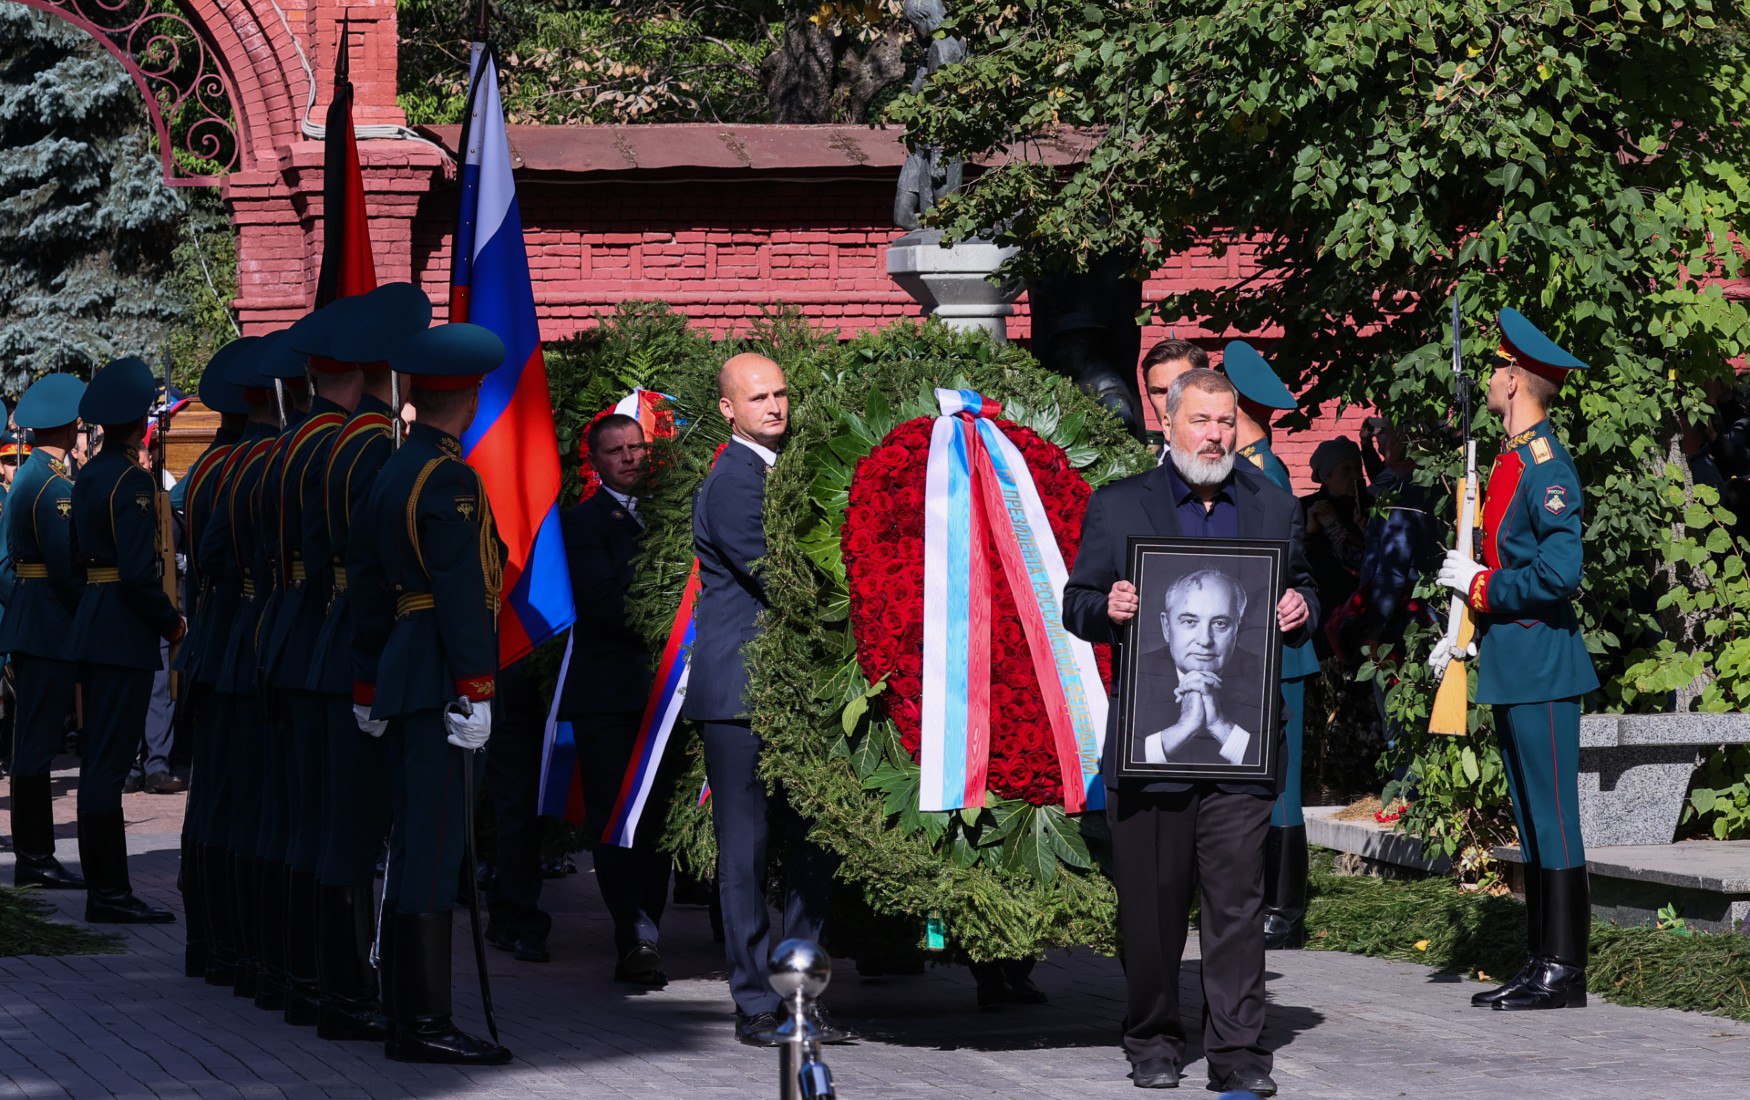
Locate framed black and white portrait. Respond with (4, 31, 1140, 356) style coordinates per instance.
(1116, 536, 1286, 783)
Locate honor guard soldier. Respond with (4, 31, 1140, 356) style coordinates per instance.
(350, 322, 511, 1066)
(66, 357, 185, 923)
(1, 375, 88, 893)
(0, 426, 29, 489)
(306, 283, 431, 1043)
(175, 341, 254, 981)
(1433, 307, 1598, 1011)
(264, 301, 353, 1027)
(207, 334, 290, 997)
(1221, 340, 1320, 950)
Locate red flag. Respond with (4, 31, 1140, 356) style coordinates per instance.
(315, 26, 377, 306)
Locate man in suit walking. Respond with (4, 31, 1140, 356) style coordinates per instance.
(556, 412, 672, 983)
(1064, 368, 1318, 1095)
(681, 353, 847, 1047)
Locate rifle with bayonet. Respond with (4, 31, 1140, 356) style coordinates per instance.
(1429, 292, 1477, 736)
(156, 348, 181, 694)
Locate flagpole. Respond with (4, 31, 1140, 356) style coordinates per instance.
(473, 0, 492, 41)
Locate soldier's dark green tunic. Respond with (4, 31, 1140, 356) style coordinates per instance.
(351, 421, 501, 914)
(1462, 418, 1598, 870)
(0, 450, 80, 779)
(310, 395, 395, 888)
(1238, 437, 1318, 830)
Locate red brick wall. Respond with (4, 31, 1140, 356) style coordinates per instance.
(407, 175, 1363, 493)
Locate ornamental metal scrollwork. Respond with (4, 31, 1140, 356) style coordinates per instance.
(14, 0, 242, 185)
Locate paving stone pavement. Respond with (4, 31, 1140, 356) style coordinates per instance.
(4, 784, 1750, 1098)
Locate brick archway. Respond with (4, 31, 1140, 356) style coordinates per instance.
(10, 0, 441, 330)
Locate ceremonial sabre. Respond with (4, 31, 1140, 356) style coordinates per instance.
(452, 697, 497, 1041)
(1430, 291, 1478, 736)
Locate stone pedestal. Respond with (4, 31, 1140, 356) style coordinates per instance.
(886, 229, 1022, 342)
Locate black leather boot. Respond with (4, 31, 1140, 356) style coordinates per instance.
(254, 859, 289, 1011)
(231, 853, 261, 998)
(1497, 866, 1589, 1010)
(200, 844, 236, 985)
(315, 884, 388, 1042)
(1472, 864, 1543, 1007)
(384, 911, 511, 1065)
(181, 835, 208, 977)
(80, 810, 174, 923)
(12, 775, 85, 889)
(283, 868, 321, 1025)
(378, 900, 398, 1041)
(1262, 825, 1308, 950)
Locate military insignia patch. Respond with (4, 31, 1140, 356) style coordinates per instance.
(1530, 437, 1554, 465)
(55, 498, 71, 518)
(455, 496, 477, 520)
(135, 493, 153, 513)
(1543, 485, 1568, 515)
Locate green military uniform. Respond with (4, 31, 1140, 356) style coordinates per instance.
(1441, 308, 1598, 1013)
(350, 322, 511, 1066)
(1223, 339, 1318, 950)
(67, 357, 183, 924)
(0, 375, 88, 893)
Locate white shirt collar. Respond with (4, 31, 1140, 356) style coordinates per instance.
(601, 485, 636, 514)
(732, 434, 779, 468)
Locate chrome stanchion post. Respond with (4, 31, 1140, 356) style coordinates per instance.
(769, 939, 837, 1100)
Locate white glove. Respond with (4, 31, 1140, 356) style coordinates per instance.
(353, 703, 387, 738)
(1426, 630, 1479, 674)
(1436, 550, 1486, 596)
(444, 697, 492, 751)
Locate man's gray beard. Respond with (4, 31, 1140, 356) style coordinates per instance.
(1170, 445, 1235, 487)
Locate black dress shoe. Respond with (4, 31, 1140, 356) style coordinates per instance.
(513, 935, 550, 963)
(1470, 960, 1540, 1007)
(317, 1000, 388, 1042)
(1211, 1068, 1277, 1096)
(806, 1003, 859, 1045)
(735, 1011, 780, 1047)
(614, 942, 666, 986)
(14, 855, 85, 890)
(1494, 959, 1587, 1010)
(1130, 1057, 1179, 1088)
(85, 892, 175, 924)
(386, 1020, 512, 1065)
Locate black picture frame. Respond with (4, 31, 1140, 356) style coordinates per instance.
(1115, 535, 1286, 783)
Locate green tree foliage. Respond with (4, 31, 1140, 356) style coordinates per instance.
(0, 5, 188, 389)
(891, 0, 1750, 848)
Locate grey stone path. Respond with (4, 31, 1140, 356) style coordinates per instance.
(3, 794, 1749, 1098)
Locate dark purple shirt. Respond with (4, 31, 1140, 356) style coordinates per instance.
(1164, 460, 1239, 539)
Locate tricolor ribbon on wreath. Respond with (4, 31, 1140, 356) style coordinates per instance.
(536, 389, 695, 847)
(920, 389, 1108, 814)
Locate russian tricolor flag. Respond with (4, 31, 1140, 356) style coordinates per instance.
(451, 42, 574, 664)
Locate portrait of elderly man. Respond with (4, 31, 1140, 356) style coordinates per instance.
(1135, 568, 1266, 768)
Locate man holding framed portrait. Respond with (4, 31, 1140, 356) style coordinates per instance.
(1064, 368, 1318, 1095)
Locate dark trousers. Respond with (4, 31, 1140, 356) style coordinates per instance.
(485, 661, 551, 942)
(1494, 698, 1585, 871)
(315, 693, 390, 887)
(10, 655, 77, 779)
(1108, 785, 1272, 1077)
(385, 708, 478, 914)
(77, 665, 154, 814)
(701, 719, 836, 1017)
(283, 692, 325, 874)
(225, 692, 265, 857)
(255, 700, 290, 863)
(578, 711, 672, 954)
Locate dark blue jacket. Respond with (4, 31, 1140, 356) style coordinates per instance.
(681, 440, 769, 723)
(67, 446, 181, 670)
(263, 398, 347, 690)
(559, 488, 652, 719)
(211, 423, 281, 693)
(194, 423, 273, 688)
(0, 450, 80, 659)
(1062, 461, 1319, 794)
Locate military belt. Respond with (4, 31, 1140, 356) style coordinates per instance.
(16, 563, 48, 580)
(331, 566, 348, 592)
(289, 560, 306, 584)
(396, 593, 436, 618)
(241, 579, 256, 600)
(87, 567, 121, 584)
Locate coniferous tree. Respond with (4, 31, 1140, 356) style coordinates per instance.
(0, 5, 186, 391)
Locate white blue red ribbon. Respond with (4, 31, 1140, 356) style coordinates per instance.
(919, 389, 1108, 813)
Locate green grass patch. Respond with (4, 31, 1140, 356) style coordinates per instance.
(1306, 853, 1750, 1022)
(0, 887, 124, 957)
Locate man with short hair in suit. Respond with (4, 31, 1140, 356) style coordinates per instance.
(1064, 368, 1318, 1095)
(558, 413, 670, 983)
(682, 353, 848, 1047)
